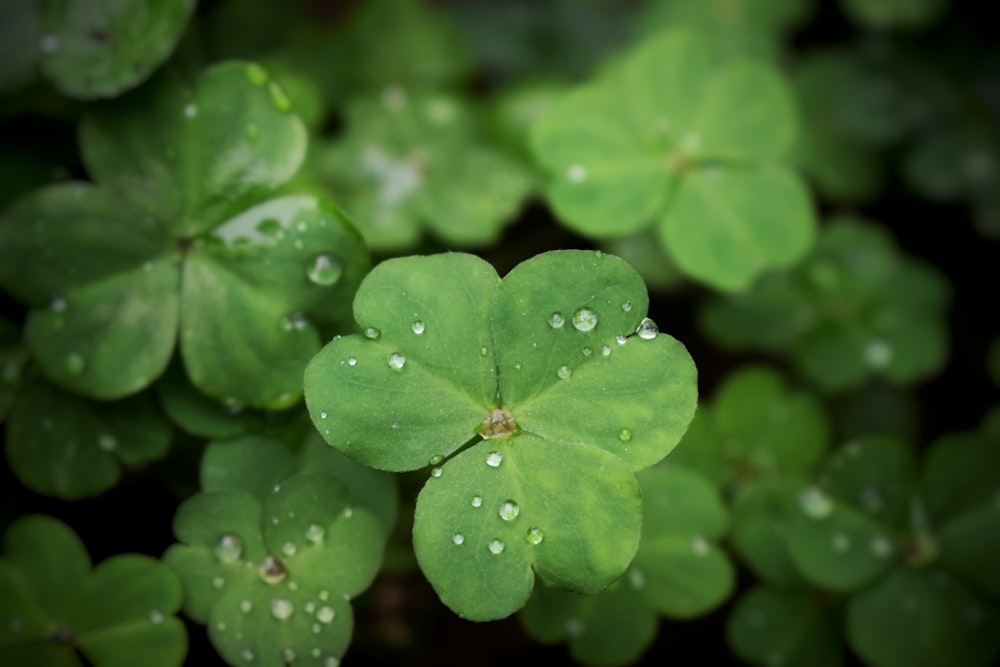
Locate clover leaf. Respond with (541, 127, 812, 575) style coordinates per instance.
(0, 317, 27, 424)
(530, 28, 815, 291)
(304, 250, 697, 620)
(0, 515, 186, 667)
(5, 371, 171, 499)
(669, 366, 829, 493)
(840, 0, 947, 31)
(0, 0, 195, 99)
(519, 464, 733, 666)
(701, 219, 951, 392)
(163, 474, 385, 667)
(0, 60, 368, 407)
(313, 89, 532, 251)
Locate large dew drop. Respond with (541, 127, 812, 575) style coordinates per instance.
(258, 556, 287, 584)
(270, 598, 294, 621)
(307, 254, 343, 287)
(548, 312, 565, 329)
(488, 539, 505, 555)
(556, 365, 572, 380)
(636, 317, 658, 340)
(798, 487, 834, 519)
(499, 501, 520, 521)
(571, 307, 598, 332)
(214, 533, 243, 564)
(525, 527, 544, 545)
(486, 452, 503, 468)
(387, 353, 406, 370)
(316, 606, 336, 623)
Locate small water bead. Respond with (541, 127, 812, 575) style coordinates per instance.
(488, 539, 505, 555)
(582, 347, 592, 357)
(486, 452, 503, 468)
(556, 365, 572, 380)
(871, 534, 893, 558)
(636, 318, 658, 340)
(628, 568, 645, 590)
(832, 532, 851, 553)
(305, 524, 325, 544)
(259, 556, 287, 584)
(307, 254, 343, 287)
(347, 357, 358, 366)
(616, 334, 627, 345)
(499, 501, 520, 521)
(566, 164, 587, 183)
(212, 576, 225, 589)
(282, 649, 296, 663)
(480, 346, 488, 356)
(429, 455, 444, 466)
(411, 320, 425, 335)
(325, 657, 340, 667)
(514, 362, 522, 369)
(691, 536, 710, 556)
(304, 601, 316, 614)
(97, 433, 117, 452)
(548, 312, 566, 329)
(282, 312, 309, 332)
(342, 507, 354, 519)
(215, 533, 244, 563)
(430, 467, 443, 478)
(601, 346, 611, 356)
(798, 487, 834, 519)
(65, 353, 85, 374)
(471, 495, 483, 508)
(282, 542, 297, 557)
(149, 609, 164, 625)
(184, 103, 198, 118)
(319, 411, 328, 420)
(50, 296, 67, 312)
(525, 528, 544, 545)
(387, 353, 406, 369)
(311, 623, 322, 634)
(621, 300, 633, 312)
(317, 606, 336, 623)
(571, 307, 598, 332)
(240, 599, 253, 613)
(865, 339, 893, 369)
(452, 533, 465, 545)
(618, 428, 632, 442)
(271, 598, 294, 621)
(216, 621, 227, 632)
(287, 581, 299, 592)
(241, 648, 254, 662)
(363, 327, 381, 340)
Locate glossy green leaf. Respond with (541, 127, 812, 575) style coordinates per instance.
(0, 516, 185, 667)
(847, 568, 1000, 667)
(6, 374, 171, 499)
(37, 0, 194, 99)
(727, 587, 842, 667)
(305, 250, 697, 620)
(164, 475, 385, 667)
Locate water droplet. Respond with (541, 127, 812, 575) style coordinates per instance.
(287, 581, 298, 592)
(618, 428, 632, 442)
(319, 590, 330, 601)
(363, 327, 380, 340)
(325, 657, 340, 667)
(429, 455, 444, 466)
(311, 622, 321, 634)
(387, 352, 406, 369)
(548, 312, 565, 329)
(347, 357, 357, 366)
(571, 307, 598, 332)
(212, 576, 225, 589)
(319, 411, 328, 420)
(499, 501, 520, 521)
(832, 532, 851, 553)
(692, 536, 710, 556)
(526, 527, 544, 545)
(342, 507, 354, 518)
(628, 568, 645, 590)
(305, 524, 325, 544)
(556, 365, 572, 379)
(582, 347, 592, 357)
(282, 312, 309, 332)
(259, 556, 287, 584)
(865, 339, 893, 369)
(636, 317, 658, 340)
(307, 254, 343, 287)
(430, 467, 442, 478)
(411, 320, 425, 335)
(241, 648, 254, 662)
(239, 599, 253, 613)
(184, 103, 198, 118)
(798, 487, 834, 519)
(245, 63, 268, 85)
(97, 433, 117, 452)
(149, 609, 164, 624)
(566, 164, 587, 183)
(471, 495, 483, 508)
(621, 300, 633, 312)
(281, 542, 297, 557)
(870, 535, 893, 558)
(65, 353, 85, 374)
(50, 296, 67, 312)
(246, 123, 258, 140)
(514, 362, 522, 369)
(486, 452, 502, 467)
(282, 648, 296, 663)
(269, 81, 292, 111)
(317, 606, 336, 623)
(480, 346, 489, 356)
(271, 598, 294, 621)
(39, 34, 60, 53)
(214, 534, 243, 563)
(488, 539, 505, 555)
(601, 345, 611, 356)
(565, 618, 584, 637)
(616, 334, 627, 345)
(452, 533, 465, 545)
(216, 621, 227, 631)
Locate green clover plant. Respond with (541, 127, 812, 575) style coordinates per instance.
(519, 463, 733, 666)
(0, 60, 368, 408)
(0, 515, 186, 667)
(701, 219, 951, 392)
(313, 89, 532, 251)
(0, 0, 195, 99)
(0, 318, 26, 423)
(303, 250, 697, 620)
(530, 28, 816, 292)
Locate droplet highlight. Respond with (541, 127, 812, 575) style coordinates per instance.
(526, 527, 544, 545)
(271, 598, 294, 621)
(486, 452, 502, 468)
(571, 307, 598, 332)
(307, 254, 343, 287)
(214, 534, 243, 563)
(387, 352, 406, 369)
(488, 539, 505, 555)
(499, 501, 520, 521)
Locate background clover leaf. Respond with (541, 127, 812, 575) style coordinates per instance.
(305, 250, 697, 620)
(530, 28, 815, 291)
(0, 515, 186, 667)
(5, 371, 171, 499)
(164, 474, 385, 667)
